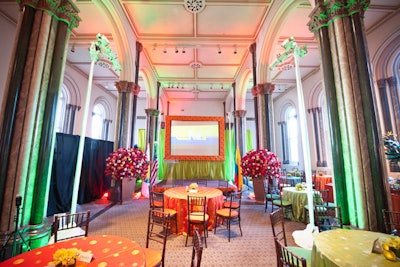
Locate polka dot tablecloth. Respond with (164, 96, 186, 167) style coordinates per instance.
(0, 235, 145, 267)
(311, 229, 399, 267)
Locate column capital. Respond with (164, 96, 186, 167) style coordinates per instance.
(308, 0, 370, 33)
(387, 77, 397, 87)
(115, 81, 133, 93)
(19, 0, 81, 30)
(251, 83, 274, 96)
(145, 109, 160, 117)
(234, 110, 247, 118)
(377, 79, 386, 89)
(132, 83, 141, 95)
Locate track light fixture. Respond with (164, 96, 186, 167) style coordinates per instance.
(71, 43, 76, 53)
(163, 46, 167, 53)
(218, 45, 221, 54)
(175, 47, 179, 53)
(182, 47, 186, 53)
(233, 45, 237, 54)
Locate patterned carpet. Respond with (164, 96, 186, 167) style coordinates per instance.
(78, 185, 307, 267)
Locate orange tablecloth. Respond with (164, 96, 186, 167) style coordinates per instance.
(315, 175, 332, 190)
(0, 235, 145, 267)
(164, 187, 224, 234)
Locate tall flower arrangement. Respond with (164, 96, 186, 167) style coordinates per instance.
(240, 149, 281, 179)
(105, 147, 149, 180)
(383, 132, 400, 163)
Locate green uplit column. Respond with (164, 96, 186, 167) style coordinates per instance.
(308, 0, 387, 231)
(0, 0, 80, 249)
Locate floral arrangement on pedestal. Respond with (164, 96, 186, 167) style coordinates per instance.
(295, 183, 305, 191)
(382, 236, 400, 261)
(240, 149, 282, 179)
(383, 132, 400, 163)
(52, 248, 81, 267)
(105, 147, 149, 180)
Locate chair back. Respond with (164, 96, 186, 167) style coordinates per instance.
(218, 180, 230, 196)
(53, 211, 90, 243)
(382, 209, 400, 236)
(269, 208, 288, 246)
(146, 210, 171, 265)
(274, 238, 307, 267)
(191, 228, 203, 267)
(187, 196, 207, 217)
(150, 191, 165, 210)
(314, 205, 342, 231)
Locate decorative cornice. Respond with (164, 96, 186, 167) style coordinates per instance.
(308, 0, 370, 33)
(18, 0, 81, 31)
(115, 81, 133, 93)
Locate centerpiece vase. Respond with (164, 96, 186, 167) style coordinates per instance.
(252, 176, 266, 204)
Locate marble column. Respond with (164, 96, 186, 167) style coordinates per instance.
(145, 109, 160, 164)
(309, 0, 387, 231)
(387, 77, 400, 134)
(0, 0, 80, 248)
(249, 43, 260, 149)
(115, 81, 134, 149)
(257, 83, 275, 151)
(130, 42, 143, 146)
(234, 110, 247, 159)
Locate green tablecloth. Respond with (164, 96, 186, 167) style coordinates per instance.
(282, 187, 309, 222)
(312, 229, 399, 267)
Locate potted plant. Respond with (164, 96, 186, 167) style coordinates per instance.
(240, 149, 281, 203)
(105, 147, 149, 203)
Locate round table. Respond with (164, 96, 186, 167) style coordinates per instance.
(0, 235, 145, 267)
(164, 186, 224, 234)
(282, 187, 309, 222)
(312, 229, 399, 267)
(315, 175, 332, 190)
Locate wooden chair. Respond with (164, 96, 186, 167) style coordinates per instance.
(191, 228, 204, 267)
(274, 238, 307, 267)
(218, 180, 230, 197)
(270, 209, 311, 267)
(382, 209, 400, 236)
(149, 191, 178, 234)
(52, 211, 90, 243)
(265, 178, 280, 213)
(314, 205, 343, 232)
(214, 191, 243, 242)
(272, 182, 294, 218)
(304, 189, 329, 222)
(186, 196, 209, 248)
(144, 209, 171, 267)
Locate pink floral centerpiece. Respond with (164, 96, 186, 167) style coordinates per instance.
(240, 149, 281, 179)
(105, 147, 149, 180)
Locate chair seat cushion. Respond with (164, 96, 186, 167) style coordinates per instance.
(272, 199, 292, 206)
(287, 246, 311, 264)
(143, 247, 162, 267)
(153, 201, 163, 208)
(216, 208, 239, 218)
(164, 208, 177, 216)
(223, 201, 239, 209)
(266, 193, 280, 200)
(186, 212, 209, 222)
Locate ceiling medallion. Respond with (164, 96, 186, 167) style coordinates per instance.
(184, 0, 206, 14)
(190, 62, 202, 69)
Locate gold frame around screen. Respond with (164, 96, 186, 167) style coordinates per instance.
(164, 116, 225, 161)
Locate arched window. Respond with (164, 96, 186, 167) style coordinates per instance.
(92, 103, 106, 139)
(55, 88, 67, 133)
(286, 106, 299, 164)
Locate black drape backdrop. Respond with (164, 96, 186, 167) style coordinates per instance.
(47, 133, 113, 216)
